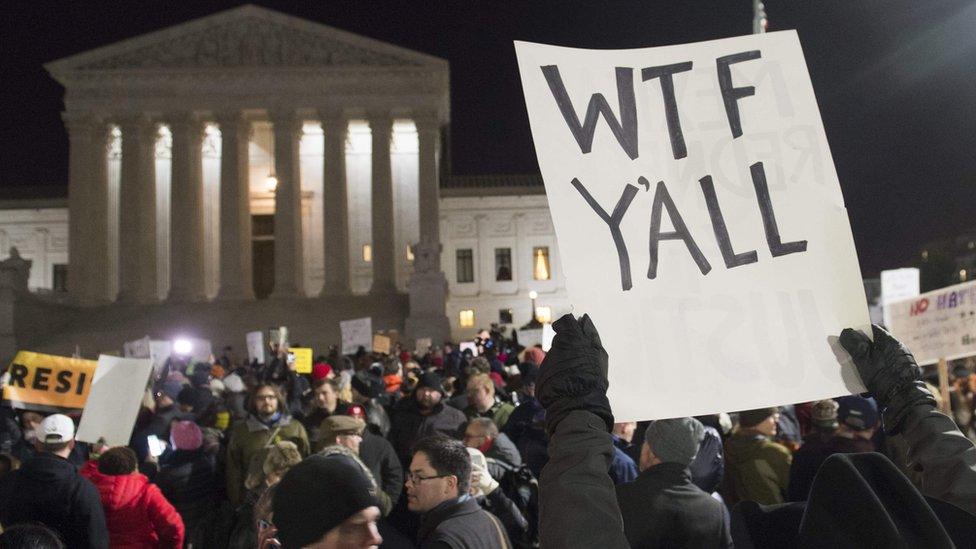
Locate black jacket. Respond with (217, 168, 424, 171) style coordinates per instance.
(417, 496, 510, 549)
(388, 397, 467, 464)
(155, 449, 217, 535)
(0, 452, 109, 549)
(616, 462, 731, 548)
(359, 430, 403, 505)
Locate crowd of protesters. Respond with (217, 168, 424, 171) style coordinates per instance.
(0, 319, 974, 548)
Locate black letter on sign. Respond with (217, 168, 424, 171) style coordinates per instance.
(8, 363, 28, 388)
(648, 180, 712, 279)
(55, 370, 72, 393)
(751, 162, 808, 257)
(699, 175, 759, 268)
(572, 178, 639, 291)
(716, 50, 761, 138)
(641, 61, 693, 159)
(542, 65, 639, 160)
(75, 372, 87, 395)
(33, 367, 52, 391)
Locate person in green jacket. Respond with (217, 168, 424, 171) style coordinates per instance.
(723, 407, 792, 506)
(225, 383, 310, 506)
(464, 374, 515, 430)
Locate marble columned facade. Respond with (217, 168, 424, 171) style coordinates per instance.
(11, 5, 453, 356)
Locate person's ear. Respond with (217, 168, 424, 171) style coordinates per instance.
(445, 474, 458, 495)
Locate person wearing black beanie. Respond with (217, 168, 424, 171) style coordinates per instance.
(272, 453, 383, 548)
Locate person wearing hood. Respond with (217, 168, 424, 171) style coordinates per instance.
(154, 421, 216, 548)
(616, 417, 731, 548)
(722, 407, 792, 506)
(389, 372, 468, 465)
(406, 435, 511, 548)
(0, 414, 109, 549)
(80, 446, 184, 548)
(225, 383, 309, 506)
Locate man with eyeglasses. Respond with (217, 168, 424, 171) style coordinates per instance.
(406, 435, 510, 548)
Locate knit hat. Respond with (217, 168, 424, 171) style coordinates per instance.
(836, 395, 878, 431)
(346, 404, 366, 420)
(416, 371, 444, 394)
(319, 416, 365, 446)
(351, 372, 384, 399)
(169, 420, 203, 451)
(312, 362, 333, 381)
(738, 407, 778, 428)
(644, 417, 705, 466)
(731, 452, 954, 548)
(245, 441, 303, 491)
(157, 380, 184, 401)
(810, 399, 839, 429)
(178, 386, 213, 412)
(273, 453, 380, 548)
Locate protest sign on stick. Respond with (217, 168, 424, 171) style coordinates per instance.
(880, 268, 920, 327)
(886, 280, 976, 366)
(290, 347, 313, 374)
(516, 31, 869, 420)
(340, 318, 372, 355)
(2, 351, 98, 412)
(76, 355, 154, 447)
(372, 334, 392, 355)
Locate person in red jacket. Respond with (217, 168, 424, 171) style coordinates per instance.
(80, 446, 184, 549)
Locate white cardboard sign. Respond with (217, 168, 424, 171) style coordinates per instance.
(516, 31, 869, 421)
(76, 355, 154, 446)
(886, 280, 976, 366)
(246, 331, 266, 364)
(881, 268, 920, 327)
(340, 317, 373, 355)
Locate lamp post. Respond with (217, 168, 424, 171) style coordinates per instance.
(521, 290, 543, 329)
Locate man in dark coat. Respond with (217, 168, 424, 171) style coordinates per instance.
(0, 414, 109, 549)
(406, 435, 510, 548)
(348, 404, 404, 506)
(155, 420, 216, 548)
(616, 417, 731, 548)
(389, 372, 467, 465)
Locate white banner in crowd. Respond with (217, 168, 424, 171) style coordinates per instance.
(123, 337, 173, 375)
(880, 268, 920, 327)
(246, 331, 266, 364)
(76, 355, 154, 446)
(886, 280, 976, 366)
(516, 31, 870, 420)
(340, 317, 373, 355)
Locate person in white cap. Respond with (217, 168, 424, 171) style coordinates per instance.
(0, 413, 109, 549)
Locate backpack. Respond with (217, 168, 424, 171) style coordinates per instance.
(489, 459, 540, 548)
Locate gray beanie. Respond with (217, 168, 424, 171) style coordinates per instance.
(644, 417, 705, 466)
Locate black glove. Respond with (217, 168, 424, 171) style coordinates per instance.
(839, 324, 937, 434)
(536, 313, 614, 436)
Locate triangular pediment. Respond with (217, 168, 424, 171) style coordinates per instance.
(46, 5, 446, 76)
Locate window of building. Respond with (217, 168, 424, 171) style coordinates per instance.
(456, 249, 474, 283)
(459, 309, 475, 328)
(533, 246, 551, 280)
(362, 244, 372, 262)
(535, 306, 553, 324)
(499, 309, 513, 324)
(52, 264, 68, 292)
(495, 248, 512, 281)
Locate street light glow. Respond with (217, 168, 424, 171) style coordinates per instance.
(173, 338, 193, 356)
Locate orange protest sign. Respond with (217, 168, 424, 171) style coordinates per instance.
(372, 334, 392, 355)
(2, 351, 98, 412)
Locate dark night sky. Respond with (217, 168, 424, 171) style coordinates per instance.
(2, 0, 974, 277)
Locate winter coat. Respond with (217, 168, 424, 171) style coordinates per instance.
(484, 432, 522, 482)
(688, 425, 725, 494)
(787, 434, 874, 502)
(301, 402, 349, 444)
(359, 430, 403, 505)
(478, 488, 528, 546)
(417, 495, 511, 549)
(464, 400, 515, 430)
(616, 462, 731, 548)
(722, 432, 792, 506)
(155, 449, 217, 542)
(225, 415, 309, 506)
(80, 462, 184, 549)
(0, 452, 109, 549)
(389, 397, 467, 464)
(609, 435, 639, 485)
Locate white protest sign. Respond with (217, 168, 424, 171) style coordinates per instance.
(542, 323, 556, 352)
(76, 355, 154, 446)
(340, 317, 373, 355)
(886, 280, 976, 366)
(881, 268, 920, 327)
(123, 336, 151, 359)
(148, 340, 172, 376)
(516, 31, 869, 421)
(246, 331, 266, 364)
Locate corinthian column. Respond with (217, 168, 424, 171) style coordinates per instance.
(369, 113, 397, 294)
(168, 113, 207, 301)
(116, 114, 158, 304)
(320, 111, 351, 296)
(216, 113, 254, 300)
(270, 111, 305, 298)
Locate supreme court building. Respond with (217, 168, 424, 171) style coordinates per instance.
(0, 5, 570, 358)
